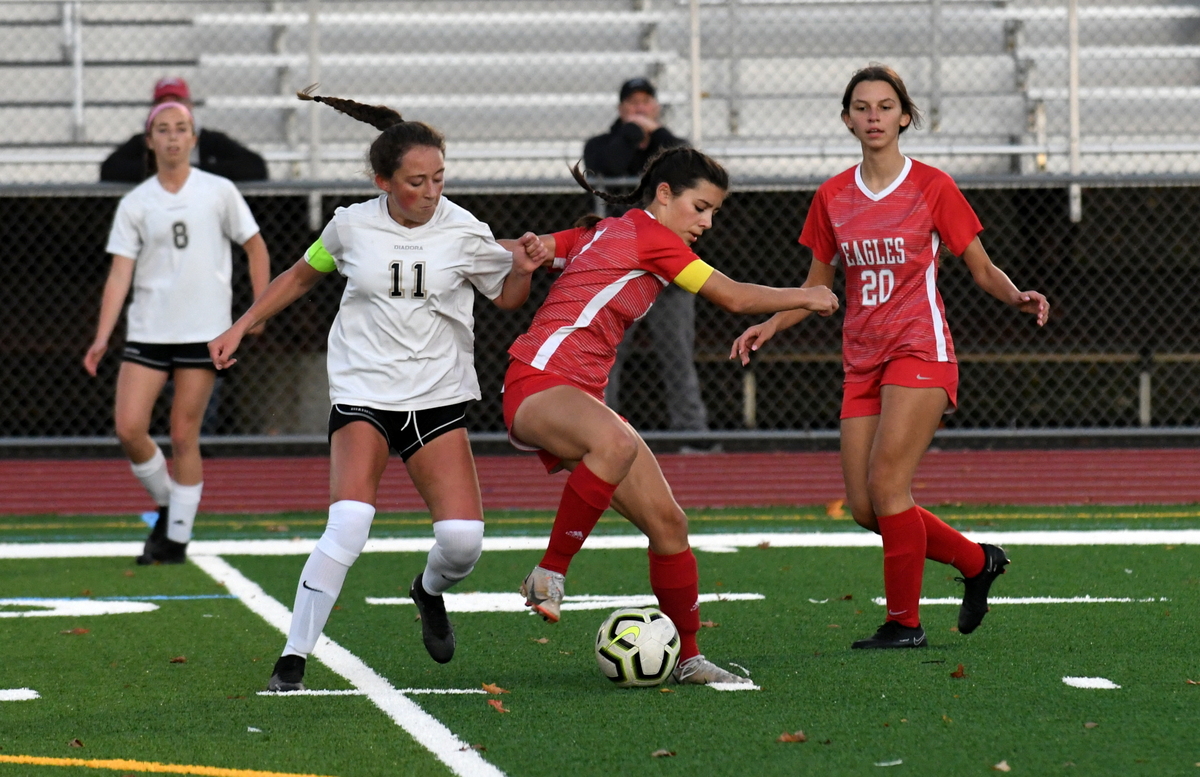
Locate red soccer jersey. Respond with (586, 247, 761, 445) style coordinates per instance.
(508, 208, 712, 398)
(800, 157, 982, 379)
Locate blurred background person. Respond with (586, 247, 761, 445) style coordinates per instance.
(583, 78, 708, 435)
(100, 76, 268, 183)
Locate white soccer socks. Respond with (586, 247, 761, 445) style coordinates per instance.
(283, 500, 376, 658)
(421, 519, 484, 595)
(166, 481, 202, 543)
(130, 446, 172, 506)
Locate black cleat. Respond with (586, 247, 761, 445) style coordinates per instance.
(267, 654, 306, 692)
(851, 620, 928, 649)
(135, 506, 187, 565)
(409, 573, 455, 664)
(956, 544, 1010, 634)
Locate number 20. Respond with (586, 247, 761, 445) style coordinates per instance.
(389, 260, 427, 299)
(860, 269, 894, 307)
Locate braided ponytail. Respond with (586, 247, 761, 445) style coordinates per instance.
(572, 146, 729, 208)
(297, 85, 445, 179)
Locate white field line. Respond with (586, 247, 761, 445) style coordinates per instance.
(6, 529, 1200, 560)
(256, 688, 489, 697)
(870, 596, 1170, 606)
(0, 599, 158, 617)
(0, 689, 39, 701)
(364, 592, 764, 612)
(1063, 677, 1121, 689)
(189, 555, 504, 777)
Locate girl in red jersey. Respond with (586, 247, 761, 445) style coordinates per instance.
(506, 147, 840, 684)
(733, 65, 1049, 649)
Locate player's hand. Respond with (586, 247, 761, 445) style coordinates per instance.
(802, 285, 840, 317)
(730, 320, 778, 366)
(83, 341, 107, 377)
(208, 328, 244, 370)
(1014, 290, 1049, 326)
(511, 232, 547, 274)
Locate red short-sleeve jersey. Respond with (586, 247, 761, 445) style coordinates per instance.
(508, 208, 710, 398)
(800, 157, 982, 379)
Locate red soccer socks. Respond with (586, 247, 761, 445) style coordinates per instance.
(649, 547, 701, 661)
(876, 506, 927, 628)
(918, 505, 985, 578)
(538, 462, 618, 575)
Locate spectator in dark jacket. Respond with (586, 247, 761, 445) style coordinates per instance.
(100, 77, 267, 183)
(583, 78, 709, 435)
(583, 78, 687, 178)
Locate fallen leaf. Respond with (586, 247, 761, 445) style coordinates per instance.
(169, 656, 187, 664)
(459, 744, 487, 752)
(825, 498, 845, 517)
(532, 637, 549, 644)
(482, 683, 509, 695)
(993, 761, 1011, 772)
(650, 749, 675, 758)
(226, 695, 245, 700)
(822, 739, 832, 745)
(840, 594, 853, 600)
(942, 715, 953, 724)
(1084, 721, 1098, 729)
(659, 688, 674, 694)
(950, 664, 967, 678)
(827, 624, 840, 628)
(699, 620, 719, 628)
(80, 589, 92, 597)
(900, 719, 907, 723)
(757, 541, 771, 549)
(777, 730, 807, 743)
(60, 628, 89, 636)
(487, 699, 509, 713)
(122, 570, 135, 577)
(68, 739, 84, 748)
(949, 626, 960, 633)
(1186, 679, 1200, 685)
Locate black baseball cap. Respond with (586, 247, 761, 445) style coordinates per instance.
(619, 77, 657, 102)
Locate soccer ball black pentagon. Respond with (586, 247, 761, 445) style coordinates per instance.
(594, 607, 681, 687)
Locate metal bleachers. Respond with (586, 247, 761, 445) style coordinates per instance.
(1, 0, 1199, 184)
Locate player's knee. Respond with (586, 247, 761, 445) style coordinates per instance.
(433, 519, 484, 571)
(865, 466, 904, 512)
(595, 424, 639, 475)
(316, 500, 376, 566)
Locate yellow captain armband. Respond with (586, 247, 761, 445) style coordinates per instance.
(672, 259, 715, 294)
(305, 238, 336, 273)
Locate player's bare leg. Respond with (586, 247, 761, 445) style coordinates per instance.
(512, 386, 635, 621)
(113, 363, 179, 564)
(404, 428, 485, 663)
(840, 414, 881, 533)
(607, 435, 751, 685)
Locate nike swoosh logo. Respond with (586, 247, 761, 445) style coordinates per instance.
(887, 609, 907, 616)
(301, 580, 324, 594)
(916, 375, 932, 380)
(171, 520, 186, 525)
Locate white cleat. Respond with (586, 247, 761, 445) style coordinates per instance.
(672, 654, 753, 685)
(520, 566, 565, 623)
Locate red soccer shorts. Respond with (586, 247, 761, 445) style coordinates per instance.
(841, 356, 959, 419)
(502, 359, 599, 473)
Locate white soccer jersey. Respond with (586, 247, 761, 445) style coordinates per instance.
(306, 195, 513, 411)
(106, 168, 260, 343)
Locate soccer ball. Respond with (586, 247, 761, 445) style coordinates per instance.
(594, 607, 680, 688)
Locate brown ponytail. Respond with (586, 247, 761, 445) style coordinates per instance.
(572, 146, 729, 208)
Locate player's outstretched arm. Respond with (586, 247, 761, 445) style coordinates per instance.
(83, 255, 135, 377)
(727, 260, 838, 365)
(242, 233, 272, 336)
(209, 257, 325, 370)
(493, 232, 551, 310)
(960, 237, 1050, 327)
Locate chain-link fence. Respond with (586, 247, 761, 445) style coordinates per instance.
(1, 0, 1199, 440)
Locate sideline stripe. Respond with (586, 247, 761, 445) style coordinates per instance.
(0, 754, 333, 776)
(871, 596, 1169, 606)
(0, 688, 38, 701)
(4, 529, 1200, 559)
(189, 555, 504, 777)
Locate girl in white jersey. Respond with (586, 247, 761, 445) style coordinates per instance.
(208, 90, 546, 691)
(506, 148, 839, 684)
(732, 66, 1049, 650)
(84, 101, 270, 566)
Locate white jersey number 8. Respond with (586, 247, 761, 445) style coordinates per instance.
(860, 269, 894, 307)
(389, 260, 428, 300)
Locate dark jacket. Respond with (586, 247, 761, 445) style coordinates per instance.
(100, 128, 268, 183)
(582, 120, 687, 178)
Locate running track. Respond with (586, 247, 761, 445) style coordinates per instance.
(1, 448, 1197, 514)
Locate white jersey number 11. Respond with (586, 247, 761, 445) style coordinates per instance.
(389, 260, 427, 299)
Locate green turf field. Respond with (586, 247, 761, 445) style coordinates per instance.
(2, 507, 1199, 776)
